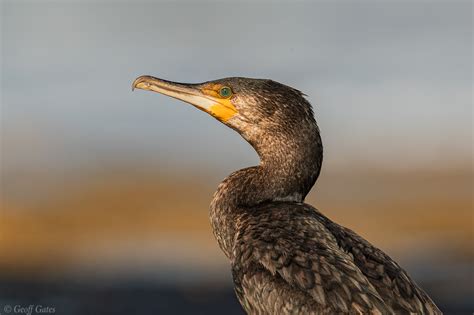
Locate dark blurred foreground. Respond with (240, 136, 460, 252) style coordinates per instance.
(0, 268, 472, 315)
(0, 277, 242, 315)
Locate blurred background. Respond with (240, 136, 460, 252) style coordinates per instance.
(1, 1, 472, 314)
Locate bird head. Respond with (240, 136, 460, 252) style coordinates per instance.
(132, 76, 316, 146)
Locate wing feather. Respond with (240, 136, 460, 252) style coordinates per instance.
(232, 204, 391, 314)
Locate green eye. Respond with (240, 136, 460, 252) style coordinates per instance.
(219, 86, 232, 98)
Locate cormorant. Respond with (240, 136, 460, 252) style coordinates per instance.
(132, 76, 441, 314)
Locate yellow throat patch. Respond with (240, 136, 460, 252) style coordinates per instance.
(201, 84, 238, 122)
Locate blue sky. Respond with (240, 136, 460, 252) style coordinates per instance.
(2, 1, 472, 175)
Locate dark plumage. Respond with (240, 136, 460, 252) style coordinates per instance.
(132, 76, 441, 314)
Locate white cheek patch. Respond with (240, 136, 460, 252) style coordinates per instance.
(182, 94, 217, 111)
(148, 85, 217, 111)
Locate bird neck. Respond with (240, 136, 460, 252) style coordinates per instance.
(210, 127, 323, 258)
(253, 128, 323, 201)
